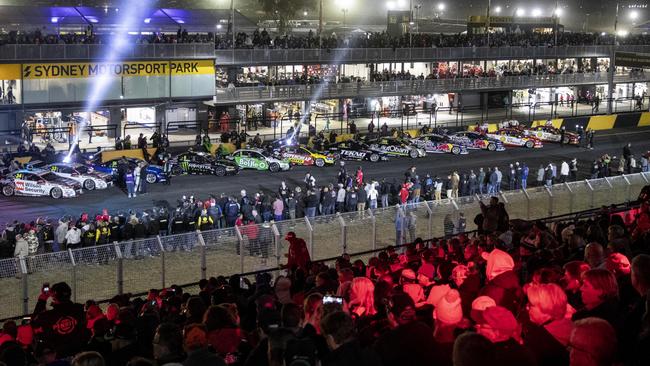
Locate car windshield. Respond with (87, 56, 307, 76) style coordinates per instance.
(75, 166, 89, 174)
(260, 150, 271, 158)
(41, 172, 60, 181)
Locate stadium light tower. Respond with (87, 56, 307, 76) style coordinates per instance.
(494, 6, 502, 14)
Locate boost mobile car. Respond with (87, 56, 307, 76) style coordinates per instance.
(522, 125, 580, 145)
(409, 134, 469, 155)
(227, 149, 291, 172)
(487, 128, 543, 148)
(1, 169, 82, 199)
(365, 137, 426, 158)
(273, 145, 336, 167)
(170, 151, 240, 176)
(325, 140, 388, 162)
(89, 157, 168, 184)
(447, 131, 506, 152)
(44, 162, 113, 190)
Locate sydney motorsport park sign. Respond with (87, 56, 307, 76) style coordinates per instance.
(21, 60, 214, 79)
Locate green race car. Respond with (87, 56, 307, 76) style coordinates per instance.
(227, 149, 291, 172)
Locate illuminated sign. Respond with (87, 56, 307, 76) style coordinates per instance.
(19, 60, 214, 79)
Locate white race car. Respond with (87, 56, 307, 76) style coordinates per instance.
(1, 169, 83, 199)
(45, 163, 113, 190)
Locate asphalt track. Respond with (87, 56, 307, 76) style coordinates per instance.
(2, 127, 650, 224)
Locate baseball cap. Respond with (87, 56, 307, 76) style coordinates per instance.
(401, 268, 416, 281)
(470, 296, 497, 323)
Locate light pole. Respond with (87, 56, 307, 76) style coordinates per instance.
(486, 0, 491, 47)
(554, 1, 561, 47)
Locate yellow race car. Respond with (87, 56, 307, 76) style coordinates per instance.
(273, 145, 336, 167)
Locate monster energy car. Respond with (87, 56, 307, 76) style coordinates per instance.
(409, 134, 469, 155)
(325, 140, 388, 162)
(43, 162, 113, 190)
(273, 145, 336, 167)
(365, 137, 426, 158)
(1, 169, 82, 199)
(170, 151, 240, 176)
(227, 149, 291, 172)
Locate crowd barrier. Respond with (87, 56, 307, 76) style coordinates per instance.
(0, 172, 648, 320)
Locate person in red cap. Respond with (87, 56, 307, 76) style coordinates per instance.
(284, 231, 310, 272)
(474, 305, 535, 366)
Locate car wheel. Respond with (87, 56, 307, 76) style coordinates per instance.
(2, 185, 15, 197)
(50, 187, 63, 199)
(409, 149, 419, 158)
(369, 153, 380, 162)
(146, 173, 157, 184)
(451, 146, 461, 155)
(525, 140, 534, 148)
(269, 162, 280, 172)
(315, 158, 325, 167)
(171, 165, 183, 176)
(214, 166, 226, 177)
(487, 143, 497, 151)
(83, 179, 95, 190)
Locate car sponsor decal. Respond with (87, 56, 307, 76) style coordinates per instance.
(15, 181, 24, 191)
(372, 144, 409, 154)
(340, 150, 367, 159)
(236, 157, 269, 170)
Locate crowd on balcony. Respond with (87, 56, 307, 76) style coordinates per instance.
(0, 175, 649, 365)
(4, 28, 650, 49)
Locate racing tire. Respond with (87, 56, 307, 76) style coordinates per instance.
(369, 153, 380, 163)
(525, 140, 535, 149)
(83, 179, 95, 191)
(409, 149, 419, 159)
(171, 165, 183, 176)
(451, 146, 461, 155)
(487, 143, 497, 151)
(214, 166, 226, 177)
(315, 158, 325, 167)
(146, 173, 157, 184)
(269, 162, 280, 173)
(50, 187, 63, 199)
(2, 185, 14, 197)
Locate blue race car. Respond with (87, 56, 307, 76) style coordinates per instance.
(89, 157, 167, 184)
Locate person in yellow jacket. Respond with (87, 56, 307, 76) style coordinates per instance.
(196, 210, 214, 231)
(95, 221, 111, 245)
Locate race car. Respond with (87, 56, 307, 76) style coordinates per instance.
(446, 131, 506, 151)
(1, 169, 83, 199)
(522, 125, 581, 145)
(44, 162, 113, 190)
(170, 151, 240, 176)
(227, 149, 291, 172)
(89, 157, 168, 184)
(273, 145, 336, 167)
(365, 137, 426, 158)
(487, 128, 544, 148)
(408, 134, 469, 155)
(325, 140, 388, 162)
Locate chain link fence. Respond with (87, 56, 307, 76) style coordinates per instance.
(0, 171, 648, 320)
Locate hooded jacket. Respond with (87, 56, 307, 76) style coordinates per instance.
(479, 249, 523, 313)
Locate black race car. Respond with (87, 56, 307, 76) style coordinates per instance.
(170, 151, 240, 177)
(364, 137, 427, 158)
(325, 140, 388, 162)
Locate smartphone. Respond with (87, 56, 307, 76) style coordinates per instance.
(43, 282, 50, 293)
(21, 317, 31, 326)
(240, 278, 249, 290)
(322, 295, 343, 305)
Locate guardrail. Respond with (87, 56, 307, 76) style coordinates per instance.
(0, 171, 648, 319)
(0, 44, 649, 63)
(214, 72, 650, 105)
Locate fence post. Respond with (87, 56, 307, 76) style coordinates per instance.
(113, 242, 123, 295)
(522, 189, 531, 220)
(564, 182, 574, 213)
(585, 179, 595, 209)
(641, 172, 649, 183)
(157, 236, 166, 289)
(337, 213, 347, 253)
(424, 201, 433, 240)
(603, 176, 613, 189)
(622, 175, 632, 203)
(271, 223, 281, 273)
(545, 186, 554, 216)
(68, 249, 77, 303)
(196, 231, 207, 280)
(19, 258, 28, 316)
(498, 191, 509, 204)
(368, 208, 377, 251)
(304, 217, 314, 259)
(234, 226, 244, 274)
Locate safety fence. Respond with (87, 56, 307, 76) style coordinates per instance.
(0, 171, 648, 320)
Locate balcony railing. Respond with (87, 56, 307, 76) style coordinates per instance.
(214, 72, 650, 104)
(2, 43, 650, 63)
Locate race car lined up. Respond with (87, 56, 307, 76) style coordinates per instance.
(408, 134, 469, 155)
(325, 140, 388, 162)
(446, 131, 506, 151)
(1, 169, 83, 199)
(273, 145, 336, 167)
(487, 128, 543, 148)
(227, 149, 291, 172)
(365, 137, 426, 158)
(170, 151, 240, 177)
(89, 157, 168, 184)
(44, 162, 113, 190)
(522, 125, 580, 145)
